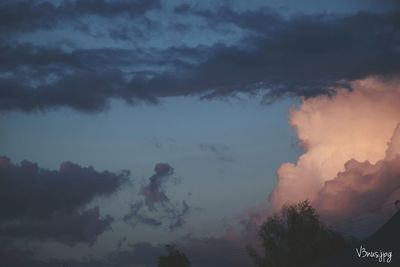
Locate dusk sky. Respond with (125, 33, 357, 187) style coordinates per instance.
(1, 1, 400, 266)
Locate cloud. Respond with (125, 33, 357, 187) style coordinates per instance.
(314, 124, 400, 224)
(122, 201, 162, 228)
(165, 200, 190, 231)
(174, 4, 281, 32)
(0, 43, 200, 112)
(0, 0, 160, 34)
(0, 242, 104, 267)
(123, 163, 191, 231)
(269, 76, 400, 235)
(1, 9, 399, 112)
(0, 157, 128, 220)
(141, 163, 173, 209)
(123, 200, 190, 231)
(0, 156, 128, 245)
(121, 9, 400, 103)
(0, 206, 113, 247)
(169, 7, 400, 100)
(0, 243, 46, 267)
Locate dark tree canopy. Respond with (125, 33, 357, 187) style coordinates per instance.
(158, 244, 191, 267)
(248, 201, 346, 267)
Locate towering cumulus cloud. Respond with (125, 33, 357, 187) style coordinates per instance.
(270, 76, 400, 233)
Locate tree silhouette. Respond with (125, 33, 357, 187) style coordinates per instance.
(248, 201, 346, 267)
(158, 244, 191, 267)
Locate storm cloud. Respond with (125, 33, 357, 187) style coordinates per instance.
(0, 0, 160, 35)
(0, 156, 128, 245)
(0, 206, 113, 246)
(3, 1, 400, 267)
(0, 157, 128, 220)
(0, 2, 399, 112)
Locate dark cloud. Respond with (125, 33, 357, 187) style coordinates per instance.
(0, 0, 160, 34)
(0, 243, 45, 267)
(0, 207, 113, 247)
(141, 163, 173, 209)
(0, 43, 173, 70)
(0, 11, 399, 112)
(163, 11, 400, 101)
(108, 26, 137, 41)
(0, 43, 202, 112)
(0, 156, 128, 245)
(0, 241, 105, 267)
(169, 22, 192, 33)
(0, 43, 78, 69)
(0, 156, 128, 221)
(174, 4, 281, 33)
(1, 4, 399, 113)
(123, 163, 191, 231)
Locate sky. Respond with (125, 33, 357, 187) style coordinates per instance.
(1, 0, 400, 266)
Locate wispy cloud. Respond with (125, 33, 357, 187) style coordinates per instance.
(123, 163, 192, 231)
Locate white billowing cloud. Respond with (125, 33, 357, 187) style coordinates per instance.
(270, 77, 400, 229)
(315, 125, 400, 219)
